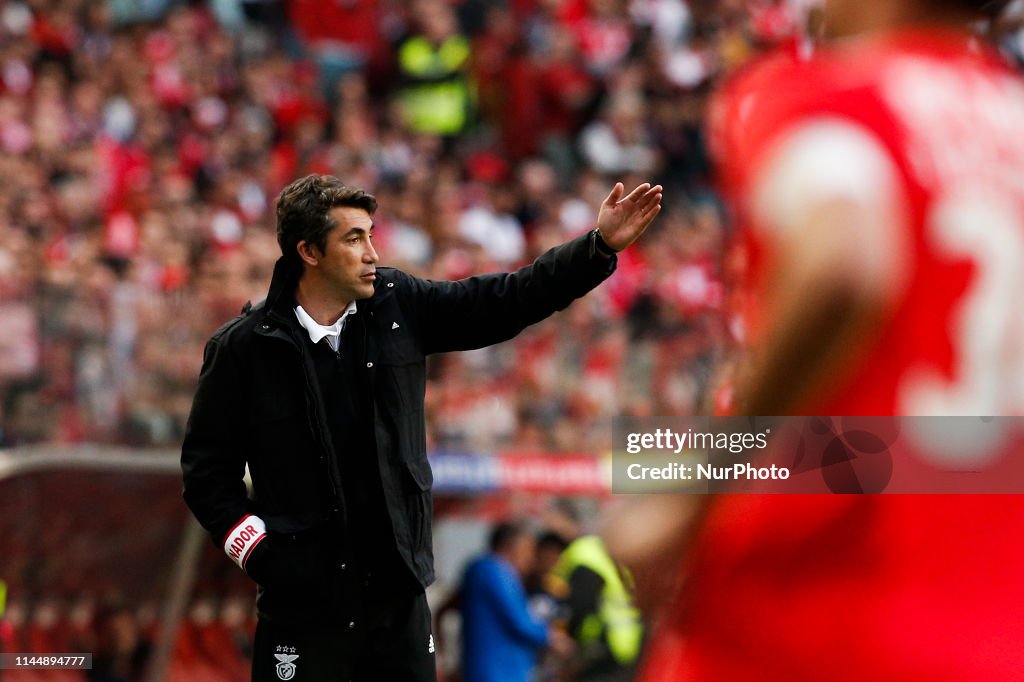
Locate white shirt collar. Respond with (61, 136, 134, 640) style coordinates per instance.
(293, 301, 357, 351)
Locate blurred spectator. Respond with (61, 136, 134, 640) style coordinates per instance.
(579, 92, 657, 176)
(0, 578, 7, 646)
(460, 521, 572, 682)
(86, 597, 152, 682)
(525, 530, 573, 682)
(533, 23, 600, 173)
(997, 0, 1024, 67)
(524, 530, 570, 625)
(397, 0, 475, 137)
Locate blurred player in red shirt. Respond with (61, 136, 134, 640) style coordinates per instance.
(608, 1, 1024, 680)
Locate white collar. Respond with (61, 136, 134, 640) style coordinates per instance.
(293, 301, 357, 348)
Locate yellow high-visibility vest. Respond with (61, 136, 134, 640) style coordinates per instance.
(397, 35, 472, 135)
(552, 536, 643, 665)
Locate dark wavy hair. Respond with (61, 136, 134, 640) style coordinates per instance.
(489, 521, 530, 553)
(275, 175, 377, 273)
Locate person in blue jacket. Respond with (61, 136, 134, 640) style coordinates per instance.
(460, 521, 572, 682)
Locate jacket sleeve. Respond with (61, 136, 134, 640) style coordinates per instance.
(483, 561, 551, 648)
(180, 331, 253, 548)
(406, 231, 616, 354)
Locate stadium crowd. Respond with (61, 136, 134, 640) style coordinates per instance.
(3, 0, 1017, 453)
(0, 0, 771, 454)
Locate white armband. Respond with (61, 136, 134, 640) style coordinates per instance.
(222, 514, 267, 570)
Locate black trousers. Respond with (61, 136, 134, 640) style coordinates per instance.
(252, 590, 436, 682)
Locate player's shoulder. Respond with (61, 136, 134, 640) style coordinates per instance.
(720, 43, 918, 233)
(714, 44, 811, 104)
(709, 47, 812, 163)
(827, 29, 1024, 109)
(711, 35, 949, 144)
(827, 31, 1024, 156)
(710, 46, 836, 194)
(712, 36, 959, 187)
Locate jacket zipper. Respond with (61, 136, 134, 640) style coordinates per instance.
(262, 311, 349, 525)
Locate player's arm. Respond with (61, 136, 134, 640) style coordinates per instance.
(600, 494, 702, 616)
(602, 121, 910, 613)
(738, 118, 911, 414)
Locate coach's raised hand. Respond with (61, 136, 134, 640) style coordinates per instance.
(596, 182, 664, 252)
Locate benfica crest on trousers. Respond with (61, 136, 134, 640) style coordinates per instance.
(274, 653, 298, 680)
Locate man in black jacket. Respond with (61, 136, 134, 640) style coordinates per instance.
(181, 174, 662, 681)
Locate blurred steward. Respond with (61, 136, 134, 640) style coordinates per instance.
(549, 535, 643, 682)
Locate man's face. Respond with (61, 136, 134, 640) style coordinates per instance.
(311, 206, 378, 305)
(535, 544, 563, 575)
(509, 534, 537, 576)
